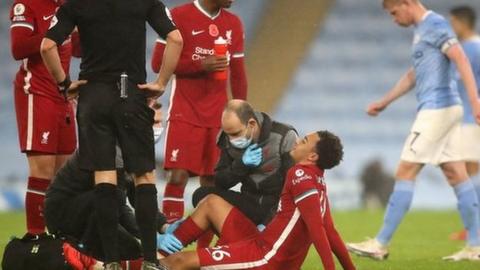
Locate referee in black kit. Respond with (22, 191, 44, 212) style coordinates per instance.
(40, 0, 182, 269)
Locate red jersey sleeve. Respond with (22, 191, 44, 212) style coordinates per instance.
(229, 16, 247, 100)
(10, 1, 44, 60)
(288, 167, 335, 270)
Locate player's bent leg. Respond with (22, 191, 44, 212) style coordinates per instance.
(162, 251, 200, 270)
(163, 169, 189, 223)
(347, 161, 421, 261)
(25, 153, 57, 234)
(197, 176, 219, 248)
(441, 162, 480, 256)
(171, 195, 234, 249)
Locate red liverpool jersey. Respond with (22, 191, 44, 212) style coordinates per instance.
(258, 164, 328, 269)
(155, 0, 246, 128)
(10, 0, 72, 103)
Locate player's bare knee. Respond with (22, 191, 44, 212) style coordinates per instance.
(441, 162, 468, 185)
(395, 161, 421, 179)
(169, 169, 189, 185)
(204, 194, 227, 210)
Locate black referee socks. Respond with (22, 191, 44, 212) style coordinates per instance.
(135, 184, 159, 263)
(94, 183, 120, 263)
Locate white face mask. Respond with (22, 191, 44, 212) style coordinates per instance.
(230, 126, 254, 149)
(153, 127, 164, 144)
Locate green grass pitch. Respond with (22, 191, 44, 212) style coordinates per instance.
(0, 210, 479, 269)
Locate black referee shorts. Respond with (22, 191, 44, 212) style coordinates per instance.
(192, 187, 276, 225)
(76, 81, 155, 175)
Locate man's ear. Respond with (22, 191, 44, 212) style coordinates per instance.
(308, 152, 319, 163)
(248, 118, 257, 127)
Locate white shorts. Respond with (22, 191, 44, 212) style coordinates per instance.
(461, 124, 480, 162)
(400, 105, 463, 165)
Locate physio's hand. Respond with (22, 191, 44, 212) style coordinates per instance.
(165, 219, 183, 235)
(157, 233, 183, 254)
(138, 82, 165, 98)
(242, 144, 263, 167)
(366, 101, 387, 117)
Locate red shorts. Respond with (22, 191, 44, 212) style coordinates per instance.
(15, 89, 76, 155)
(198, 239, 271, 270)
(163, 120, 220, 176)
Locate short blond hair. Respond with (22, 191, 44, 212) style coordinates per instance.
(383, 0, 418, 8)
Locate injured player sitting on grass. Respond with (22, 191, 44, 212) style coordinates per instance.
(157, 131, 356, 270)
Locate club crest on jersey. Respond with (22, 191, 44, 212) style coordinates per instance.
(209, 24, 219, 37)
(170, 149, 179, 162)
(13, 3, 25, 16)
(41, 131, 50, 145)
(295, 169, 304, 177)
(226, 30, 233, 44)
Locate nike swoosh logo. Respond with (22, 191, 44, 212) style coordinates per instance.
(192, 30, 205, 36)
(43, 15, 54, 21)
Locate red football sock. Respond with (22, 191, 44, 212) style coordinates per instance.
(121, 258, 143, 270)
(162, 183, 185, 223)
(196, 230, 215, 248)
(174, 217, 205, 247)
(26, 177, 50, 234)
(217, 208, 259, 246)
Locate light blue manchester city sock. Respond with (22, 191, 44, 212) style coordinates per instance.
(471, 174, 480, 217)
(376, 180, 415, 246)
(454, 180, 480, 247)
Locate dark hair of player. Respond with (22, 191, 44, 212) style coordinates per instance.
(451, 6, 477, 29)
(315, 131, 344, 170)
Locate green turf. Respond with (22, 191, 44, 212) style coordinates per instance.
(0, 210, 479, 269)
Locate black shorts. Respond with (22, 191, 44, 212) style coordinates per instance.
(192, 187, 276, 225)
(76, 81, 155, 175)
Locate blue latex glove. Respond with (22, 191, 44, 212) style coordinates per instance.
(242, 144, 262, 167)
(165, 219, 183, 234)
(156, 233, 183, 254)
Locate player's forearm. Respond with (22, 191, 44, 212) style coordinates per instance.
(381, 68, 415, 106)
(11, 29, 44, 60)
(452, 48, 479, 107)
(230, 58, 248, 100)
(40, 38, 67, 83)
(155, 30, 183, 87)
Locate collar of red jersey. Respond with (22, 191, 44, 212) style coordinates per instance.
(194, 0, 222, 20)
